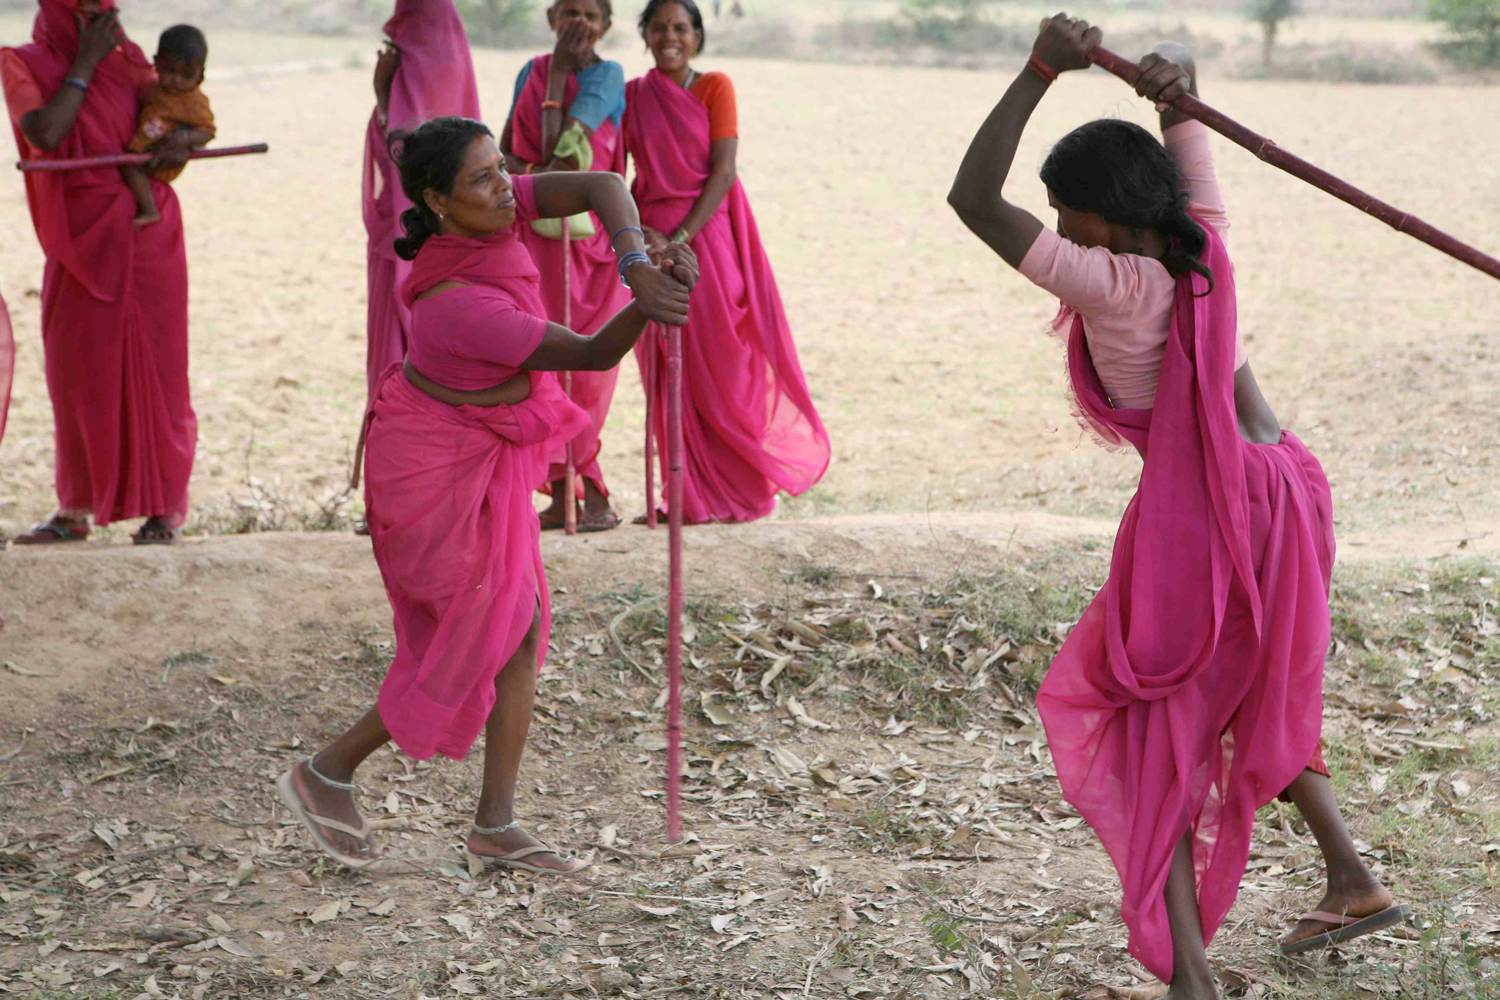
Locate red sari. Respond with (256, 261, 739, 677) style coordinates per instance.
(363, 176, 588, 760)
(3, 0, 195, 527)
(361, 0, 481, 402)
(1036, 224, 1334, 982)
(510, 54, 632, 499)
(623, 69, 829, 523)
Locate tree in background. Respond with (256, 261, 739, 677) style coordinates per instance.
(1430, 0, 1500, 64)
(454, 0, 534, 46)
(1248, 0, 1300, 65)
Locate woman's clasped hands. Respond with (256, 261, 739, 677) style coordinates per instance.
(627, 242, 698, 326)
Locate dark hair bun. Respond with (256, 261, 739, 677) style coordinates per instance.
(387, 117, 493, 261)
(1040, 118, 1215, 293)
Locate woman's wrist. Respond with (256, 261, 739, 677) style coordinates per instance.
(669, 227, 690, 244)
(67, 59, 97, 82)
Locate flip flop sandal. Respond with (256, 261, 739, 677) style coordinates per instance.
(466, 822, 590, 876)
(1280, 904, 1413, 955)
(133, 521, 179, 546)
(13, 519, 88, 545)
(275, 764, 378, 871)
(577, 510, 621, 534)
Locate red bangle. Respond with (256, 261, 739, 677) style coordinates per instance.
(541, 100, 564, 111)
(1027, 54, 1058, 84)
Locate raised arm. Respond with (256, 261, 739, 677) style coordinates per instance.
(946, 15, 1100, 268)
(19, 10, 123, 152)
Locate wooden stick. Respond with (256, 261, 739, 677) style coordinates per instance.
(17, 143, 269, 172)
(644, 329, 658, 530)
(561, 217, 577, 536)
(1084, 45, 1500, 281)
(665, 323, 685, 843)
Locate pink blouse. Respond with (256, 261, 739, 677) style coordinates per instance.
(405, 175, 550, 391)
(1019, 121, 1245, 410)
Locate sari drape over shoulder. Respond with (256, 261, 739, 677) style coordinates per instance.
(3, 0, 195, 527)
(361, 0, 480, 401)
(1036, 224, 1334, 982)
(363, 206, 588, 761)
(510, 53, 632, 498)
(623, 68, 829, 523)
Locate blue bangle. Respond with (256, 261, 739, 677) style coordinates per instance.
(63, 77, 88, 93)
(610, 225, 644, 250)
(617, 251, 650, 286)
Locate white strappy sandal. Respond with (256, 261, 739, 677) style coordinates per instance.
(466, 821, 590, 876)
(275, 759, 380, 870)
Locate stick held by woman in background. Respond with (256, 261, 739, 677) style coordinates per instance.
(277, 116, 697, 875)
(501, 0, 632, 533)
(623, 0, 829, 525)
(947, 14, 1406, 997)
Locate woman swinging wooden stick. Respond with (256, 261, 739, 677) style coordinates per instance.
(949, 14, 1409, 998)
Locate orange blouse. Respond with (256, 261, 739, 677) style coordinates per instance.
(689, 71, 736, 143)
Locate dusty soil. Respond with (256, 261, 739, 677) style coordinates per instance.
(1, 17, 1499, 1000)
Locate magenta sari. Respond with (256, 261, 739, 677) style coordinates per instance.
(511, 54, 632, 499)
(361, 0, 480, 401)
(4, 0, 195, 527)
(624, 69, 829, 523)
(363, 230, 588, 761)
(1036, 225, 1333, 982)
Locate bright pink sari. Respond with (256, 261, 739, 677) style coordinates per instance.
(512, 54, 632, 498)
(4, 0, 195, 527)
(1036, 225, 1333, 982)
(361, 0, 480, 401)
(363, 231, 588, 761)
(624, 69, 829, 523)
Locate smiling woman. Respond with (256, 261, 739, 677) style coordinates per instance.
(276, 116, 702, 878)
(622, 0, 830, 525)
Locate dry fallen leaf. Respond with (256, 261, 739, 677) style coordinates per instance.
(598, 824, 618, 847)
(216, 937, 253, 958)
(126, 884, 157, 909)
(206, 914, 232, 935)
(635, 904, 680, 918)
(709, 913, 738, 934)
(442, 912, 474, 937)
(370, 898, 395, 917)
(309, 900, 341, 924)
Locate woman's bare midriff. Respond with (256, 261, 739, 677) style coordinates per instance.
(404, 360, 531, 407)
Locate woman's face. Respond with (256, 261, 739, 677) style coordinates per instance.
(644, 2, 700, 75)
(550, 0, 610, 47)
(1047, 188, 1111, 250)
(426, 136, 516, 238)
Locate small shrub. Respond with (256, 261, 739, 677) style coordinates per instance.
(1233, 41, 1439, 83)
(1429, 0, 1500, 66)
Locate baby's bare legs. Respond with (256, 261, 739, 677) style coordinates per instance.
(121, 164, 160, 229)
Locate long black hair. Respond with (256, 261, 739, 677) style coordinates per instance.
(551, 0, 613, 18)
(388, 117, 493, 261)
(638, 0, 706, 52)
(1040, 118, 1214, 292)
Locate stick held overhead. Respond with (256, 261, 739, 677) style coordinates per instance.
(1084, 44, 1500, 282)
(17, 143, 270, 172)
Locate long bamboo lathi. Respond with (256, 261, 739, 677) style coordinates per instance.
(665, 323, 685, 843)
(17, 143, 269, 172)
(1084, 45, 1500, 282)
(561, 218, 577, 536)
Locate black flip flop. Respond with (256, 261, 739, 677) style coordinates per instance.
(1281, 904, 1414, 955)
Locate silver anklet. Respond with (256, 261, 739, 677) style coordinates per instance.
(472, 820, 520, 836)
(305, 757, 355, 791)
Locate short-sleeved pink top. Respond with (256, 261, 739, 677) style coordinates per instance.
(405, 174, 550, 391)
(1019, 121, 1245, 410)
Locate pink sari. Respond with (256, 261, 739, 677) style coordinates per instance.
(624, 69, 829, 523)
(361, 0, 480, 401)
(1036, 224, 1333, 982)
(4, 0, 195, 527)
(512, 54, 632, 499)
(363, 231, 588, 761)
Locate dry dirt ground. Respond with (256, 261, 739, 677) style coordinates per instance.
(1, 13, 1499, 1000)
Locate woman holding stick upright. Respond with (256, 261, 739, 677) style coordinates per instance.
(2, 0, 196, 545)
(623, 0, 828, 524)
(278, 117, 696, 873)
(948, 16, 1405, 998)
(358, 0, 480, 534)
(501, 0, 631, 532)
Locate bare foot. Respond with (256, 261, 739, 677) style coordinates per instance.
(133, 209, 161, 231)
(466, 824, 586, 873)
(291, 759, 379, 862)
(1281, 880, 1394, 949)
